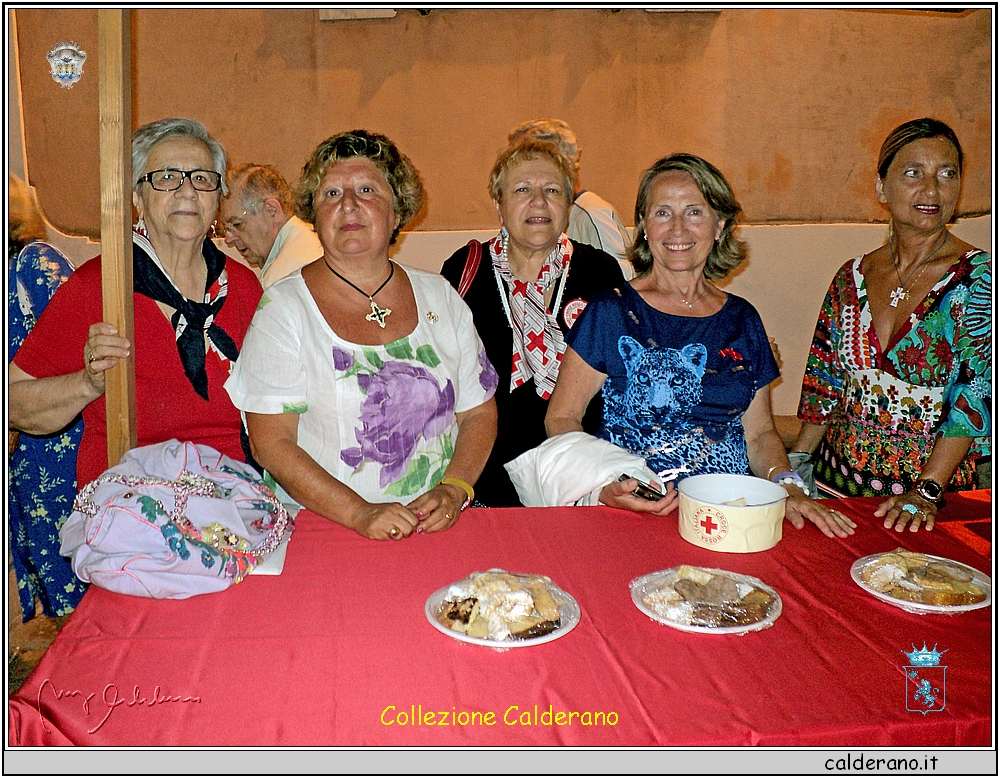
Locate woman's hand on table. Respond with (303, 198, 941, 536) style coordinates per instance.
(353, 502, 420, 541)
(874, 491, 937, 532)
(407, 484, 465, 534)
(83, 322, 131, 395)
(599, 478, 679, 516)
(783, 488, 856, 538)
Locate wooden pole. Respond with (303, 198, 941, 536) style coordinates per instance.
(98, 9, 137, 464)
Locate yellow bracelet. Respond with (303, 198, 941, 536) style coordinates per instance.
(439, 476, 475, 509)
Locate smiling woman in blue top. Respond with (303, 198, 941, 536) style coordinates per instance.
(545, 153, 855, 538)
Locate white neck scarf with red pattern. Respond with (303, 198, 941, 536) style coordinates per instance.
(488, 229, 572, 399)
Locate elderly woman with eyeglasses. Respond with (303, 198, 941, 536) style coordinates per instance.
(10, 118, 262, 489)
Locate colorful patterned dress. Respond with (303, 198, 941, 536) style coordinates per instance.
(8, 241, 85, 619)
(797, 249, 991, 497)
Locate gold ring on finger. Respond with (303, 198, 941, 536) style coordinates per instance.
(389, 527, 401, 539)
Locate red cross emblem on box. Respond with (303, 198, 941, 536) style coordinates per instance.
(692, 506, 729, 544)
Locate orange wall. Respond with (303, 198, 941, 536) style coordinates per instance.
(16, 8, 992, 239)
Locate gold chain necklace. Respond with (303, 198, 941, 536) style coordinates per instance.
(888, 229, 949, 308)
(677, 290, 699, 309)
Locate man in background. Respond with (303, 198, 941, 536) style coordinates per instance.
(221, 163, 323, 288)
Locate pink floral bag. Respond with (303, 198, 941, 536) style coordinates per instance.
(59, 440, 293, 599)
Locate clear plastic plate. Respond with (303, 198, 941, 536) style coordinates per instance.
(630, 567, 782, 635)
(851, 552, 992, 615)
(426, 572, 581, 649)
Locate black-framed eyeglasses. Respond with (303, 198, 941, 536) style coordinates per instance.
(138, 168, 222, 192)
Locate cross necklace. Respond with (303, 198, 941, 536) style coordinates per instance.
(888, 230, 949, 308)
(323, 260, 395, 327)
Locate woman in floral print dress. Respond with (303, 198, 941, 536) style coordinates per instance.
(226, 131, 498, 541)
(793, 119, 991, 533)
(7, 174, 85, 619)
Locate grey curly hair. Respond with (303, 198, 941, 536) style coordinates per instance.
(293, 130, 424, 245)
(131, 117, 228, 195)
(627, 153, 747, 280)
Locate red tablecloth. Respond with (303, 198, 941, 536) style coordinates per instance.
(8, 493, 993, 746)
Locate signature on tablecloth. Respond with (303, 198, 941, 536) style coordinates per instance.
(36, 679, 202, 735)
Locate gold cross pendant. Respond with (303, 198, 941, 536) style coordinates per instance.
(365, 297, 392, 328)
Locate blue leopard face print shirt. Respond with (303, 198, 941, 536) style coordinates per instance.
(566, 283, 779, 483)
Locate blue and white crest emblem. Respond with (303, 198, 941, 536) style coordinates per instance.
(46, 42, 87, 88)
(902, 643, 947, 714)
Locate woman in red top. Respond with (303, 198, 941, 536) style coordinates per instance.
(10, 118, 261, 488)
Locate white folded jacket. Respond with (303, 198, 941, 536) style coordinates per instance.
(504, 431, 662, 507)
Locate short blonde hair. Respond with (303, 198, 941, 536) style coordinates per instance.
(294, 130, 424, 245)
(9, 173, 48, 255)
(488, 138, 575, 206)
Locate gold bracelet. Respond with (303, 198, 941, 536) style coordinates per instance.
(439, 476, 475, 509)
(765, 464, 785, 482)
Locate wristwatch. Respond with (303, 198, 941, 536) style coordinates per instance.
(913, 478, 944, 506)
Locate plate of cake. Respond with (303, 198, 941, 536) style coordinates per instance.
(851, 549, 991, 614)
(631, 565, 782, 634)
(427, 569, 581, 648)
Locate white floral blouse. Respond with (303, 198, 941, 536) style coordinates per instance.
(225, 266, 498, 507)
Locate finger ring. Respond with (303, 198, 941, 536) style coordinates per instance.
(444, 513, 452, 520)
(389, 527, 401, 539)
(87, 353, 98, 364)
(901, 503, 919, 515)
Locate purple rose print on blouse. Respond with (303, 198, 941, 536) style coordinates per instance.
(331, 346, 354, 371)
(478, 348, 499, 393)
(341, 361, 456, 487)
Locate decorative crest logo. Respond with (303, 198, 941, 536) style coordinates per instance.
(902, 643, 947, 714)
(904, 642, 948, 666)
(46, 42, 87, 88)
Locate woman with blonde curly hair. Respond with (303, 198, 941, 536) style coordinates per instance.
(546, 153, 855, 538)
(227, 130, 498, 541)
(441, 137, 624, 506)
